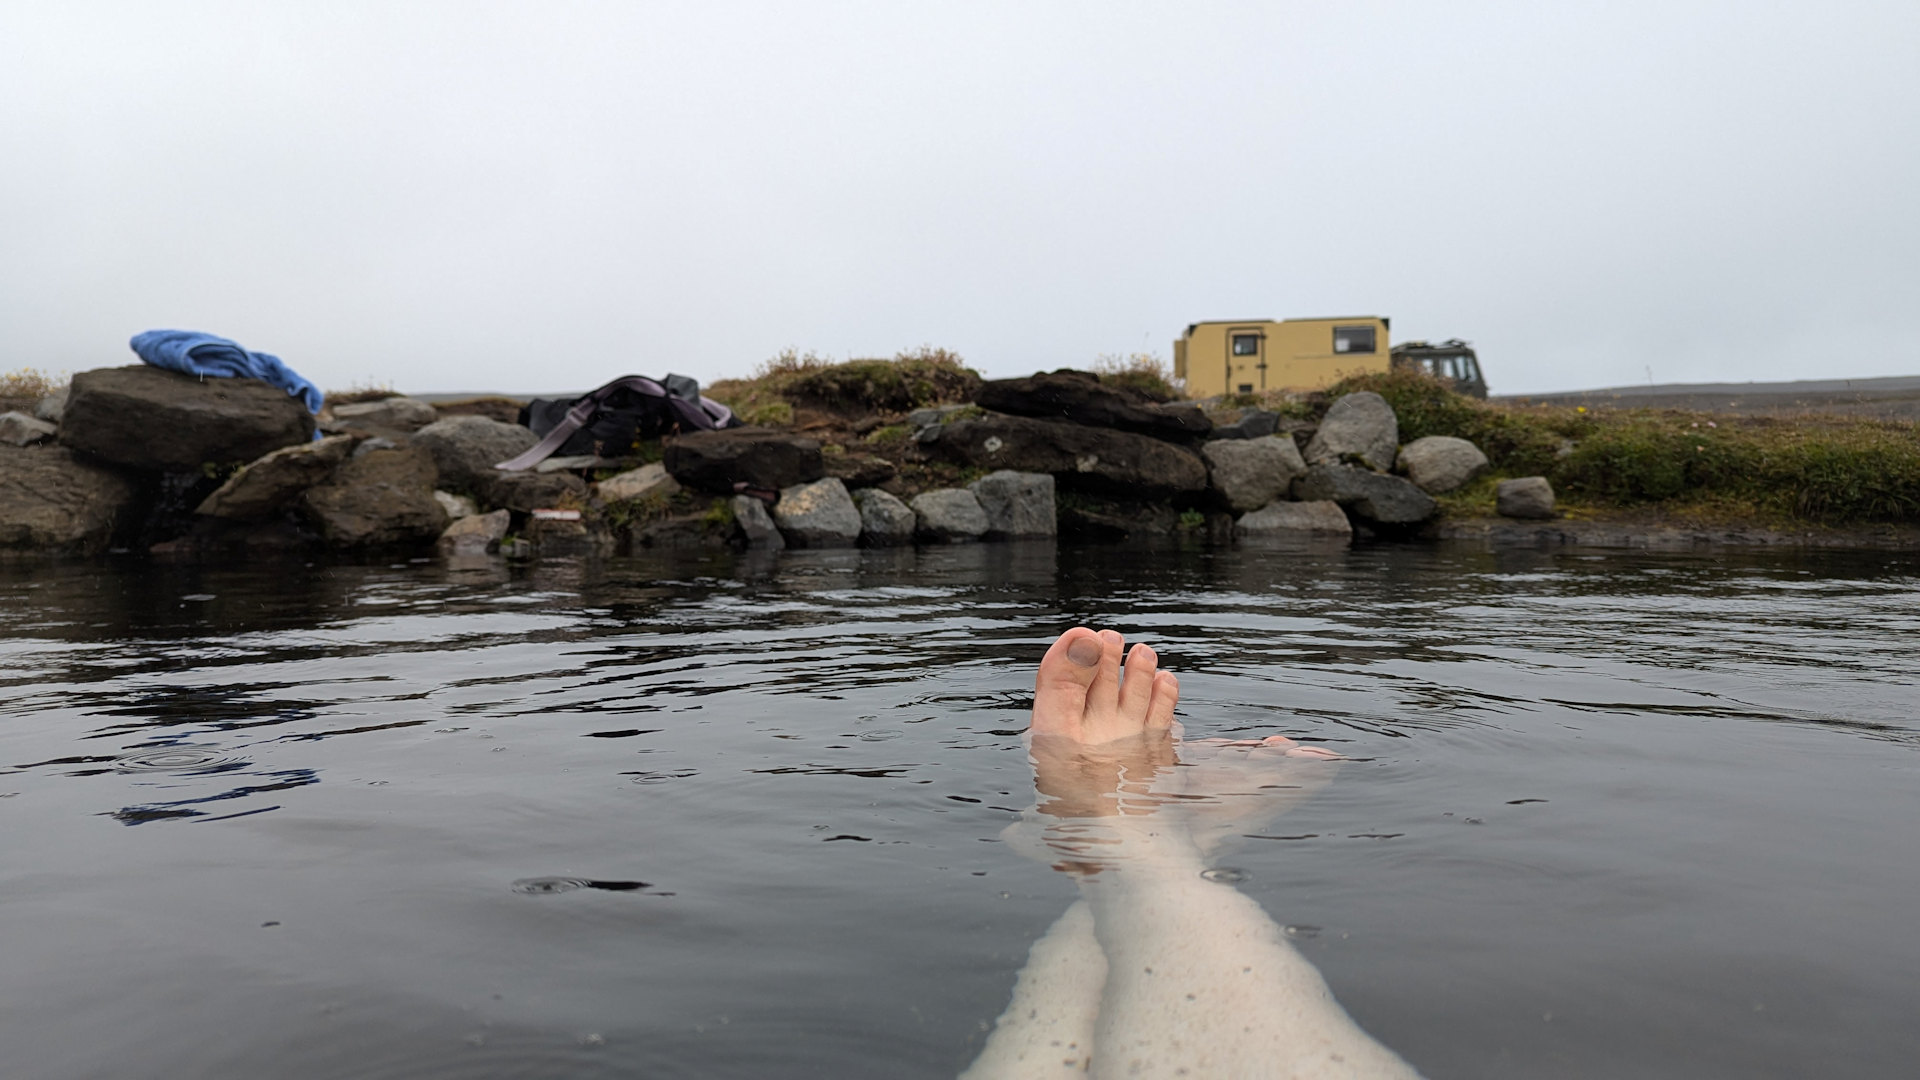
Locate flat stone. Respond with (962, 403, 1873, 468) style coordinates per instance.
(324, 396, 439, 436)
(851, 488, 915, 546)
(527, 515, 613, 555)
(824, 452, 897, 489)
(1210, 409, 1281, 440)
(771, 477, 861, 547)
(910, 488, 989, 543)
(0, 411, 57, 446)
(916, 413, 1207, 500)
(437, 508, 510, 556)
(434, 490, 478, 521)
(0, 445, 136, 554)
(732, 495, 786, 549)
(1235, 499, 1354, 538)
(1497, 476, 1556, 519)
(411, 415, 539, 491)
(1304, 391, 1399, 472)
(486, 470, 587, 514)
(61, 365, 314, 470)
(1398, 436, 1489, 494)
(665, 429, 824, 494)
(301, 445, 448, 548)
(977, 371, 1211, 441)
(1202, 436, 1308, 513)
(194, 434, 356, 519)
(967, 470, 1056, 537)
(596, 462, 681, 503)
(1292, 463, 1437, 527)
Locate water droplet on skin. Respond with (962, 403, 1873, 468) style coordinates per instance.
(1201, 867, 1250, 884)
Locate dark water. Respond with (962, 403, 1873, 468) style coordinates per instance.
(1, 542, 1916, 1079)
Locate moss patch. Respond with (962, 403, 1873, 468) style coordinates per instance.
(706, 347, 980, 425)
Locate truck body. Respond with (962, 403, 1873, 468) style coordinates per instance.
(1389, 339, 1488, 398)
(1173, 316, 1392, 398)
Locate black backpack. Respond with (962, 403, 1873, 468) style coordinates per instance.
(499, 374, 739, 472)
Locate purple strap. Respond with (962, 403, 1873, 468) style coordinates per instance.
(494, 377, 735, 472)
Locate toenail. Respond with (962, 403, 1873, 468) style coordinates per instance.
(1067, 638, 1102, 667)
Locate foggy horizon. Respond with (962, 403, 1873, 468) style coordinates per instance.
(4, 1, 1916, 398)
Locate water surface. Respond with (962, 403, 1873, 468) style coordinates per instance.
(1, 542, 1916, 1078)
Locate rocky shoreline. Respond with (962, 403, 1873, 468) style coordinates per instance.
(5, 363, 1914, 561)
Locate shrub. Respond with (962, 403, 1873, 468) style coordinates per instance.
(1093, 352, 1180, 402)
(0, 367, 65, 410)
(706, 346, 981, 423)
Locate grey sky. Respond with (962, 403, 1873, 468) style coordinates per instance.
(3, 1, 1915, 396)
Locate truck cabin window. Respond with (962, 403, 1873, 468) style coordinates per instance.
(1231, 333, 1261, 357)
(1332, 325, 1377, 354)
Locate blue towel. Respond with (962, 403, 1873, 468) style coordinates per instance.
(129, 330, 324, 414)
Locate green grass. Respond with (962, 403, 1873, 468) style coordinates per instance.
(1328, 369, 1920, 524)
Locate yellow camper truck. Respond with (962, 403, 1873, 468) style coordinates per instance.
(1173, 317, 1391, 397)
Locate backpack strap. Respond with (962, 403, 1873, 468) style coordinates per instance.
(493, 375, 736, 472)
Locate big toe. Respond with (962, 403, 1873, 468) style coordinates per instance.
(1031, 627, 1103, 737)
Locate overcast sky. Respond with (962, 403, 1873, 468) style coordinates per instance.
(3, 1, 1915, 396)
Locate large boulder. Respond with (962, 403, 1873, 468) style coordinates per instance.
(968, 470, 1056, 538)
(301, 445, 448, 548)
(1497, 476, 1556, 519)
(323, 396, 440, 437)
(1209, 409, 1281, 440)
(0, 445, 136, 554)
(1398, 436, 1489, 494)
(411, 415, 538, 491)
(594, 462, 680, 503)
(1304, 391, 1399, 472)
(1292, 463, 1437, 527)
(976, 371, 1211, 441)
(916, 414, 1207, 500)
(910, 488, 989, 543)
(1201, 436, 1308, 513)
(486, 470, 587, 514)
(771, 477, 861, 547)
(666, 429, 824, 494)
(0, 411, 56, 446)
(1235, 499, 1353, 539)
(851, 487, 916, 546)
(61, 365, 315, 470)
(731, 495, 786, 549)
(194, 434, 356, 519)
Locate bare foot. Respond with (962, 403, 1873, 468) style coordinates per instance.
(1030, 627, 1178, 746)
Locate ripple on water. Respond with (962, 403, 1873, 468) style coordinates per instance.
(113, 747, 246, 774)
(511, 877, 653, 895)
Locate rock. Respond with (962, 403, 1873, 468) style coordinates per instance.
(34, 388, 68, 423)
(1497, 476, 1556, 519)
(1304, 391, 1399, 472)
(976, 371, 1211, 441)
(665, 429, 824, 494)
(437, 508, 510, 555)
(732, 495, 786, 549)
(352, 437, 397, 458)
(632, 512, 730, 549)
(194, 434, 356, 519)
(434, 490, 478, 521)
(967, 470, 1056, 537)
(1398, 436, 1489, 494)
(595, 462, 681, 503)
(485, 470, 587, 514)
(0, 411, 57, 446)
(526, 514, 613, 556)
(1201, 436, 1308, 513)
(60, 365, 315, 470)
(905, 404, 970, 434)
(323, 396, 439, 436)
(411, 415, 538, 491)
(1210, 409, 1281, 440)
(1292, 463, 1437, 527)
(1057, 500, 1181, 541)
(851, 488, 916, 545)
(1235, 499, 1353, 538)
(910, 489, 989, 543)
(824, 452, 897, 489)
(301, 445, 448, 548)
(917, 414, 1208, 500)
(0, 445, 136, 554)
(771, 477, 861, 547)
(535, 454, 619, 474)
